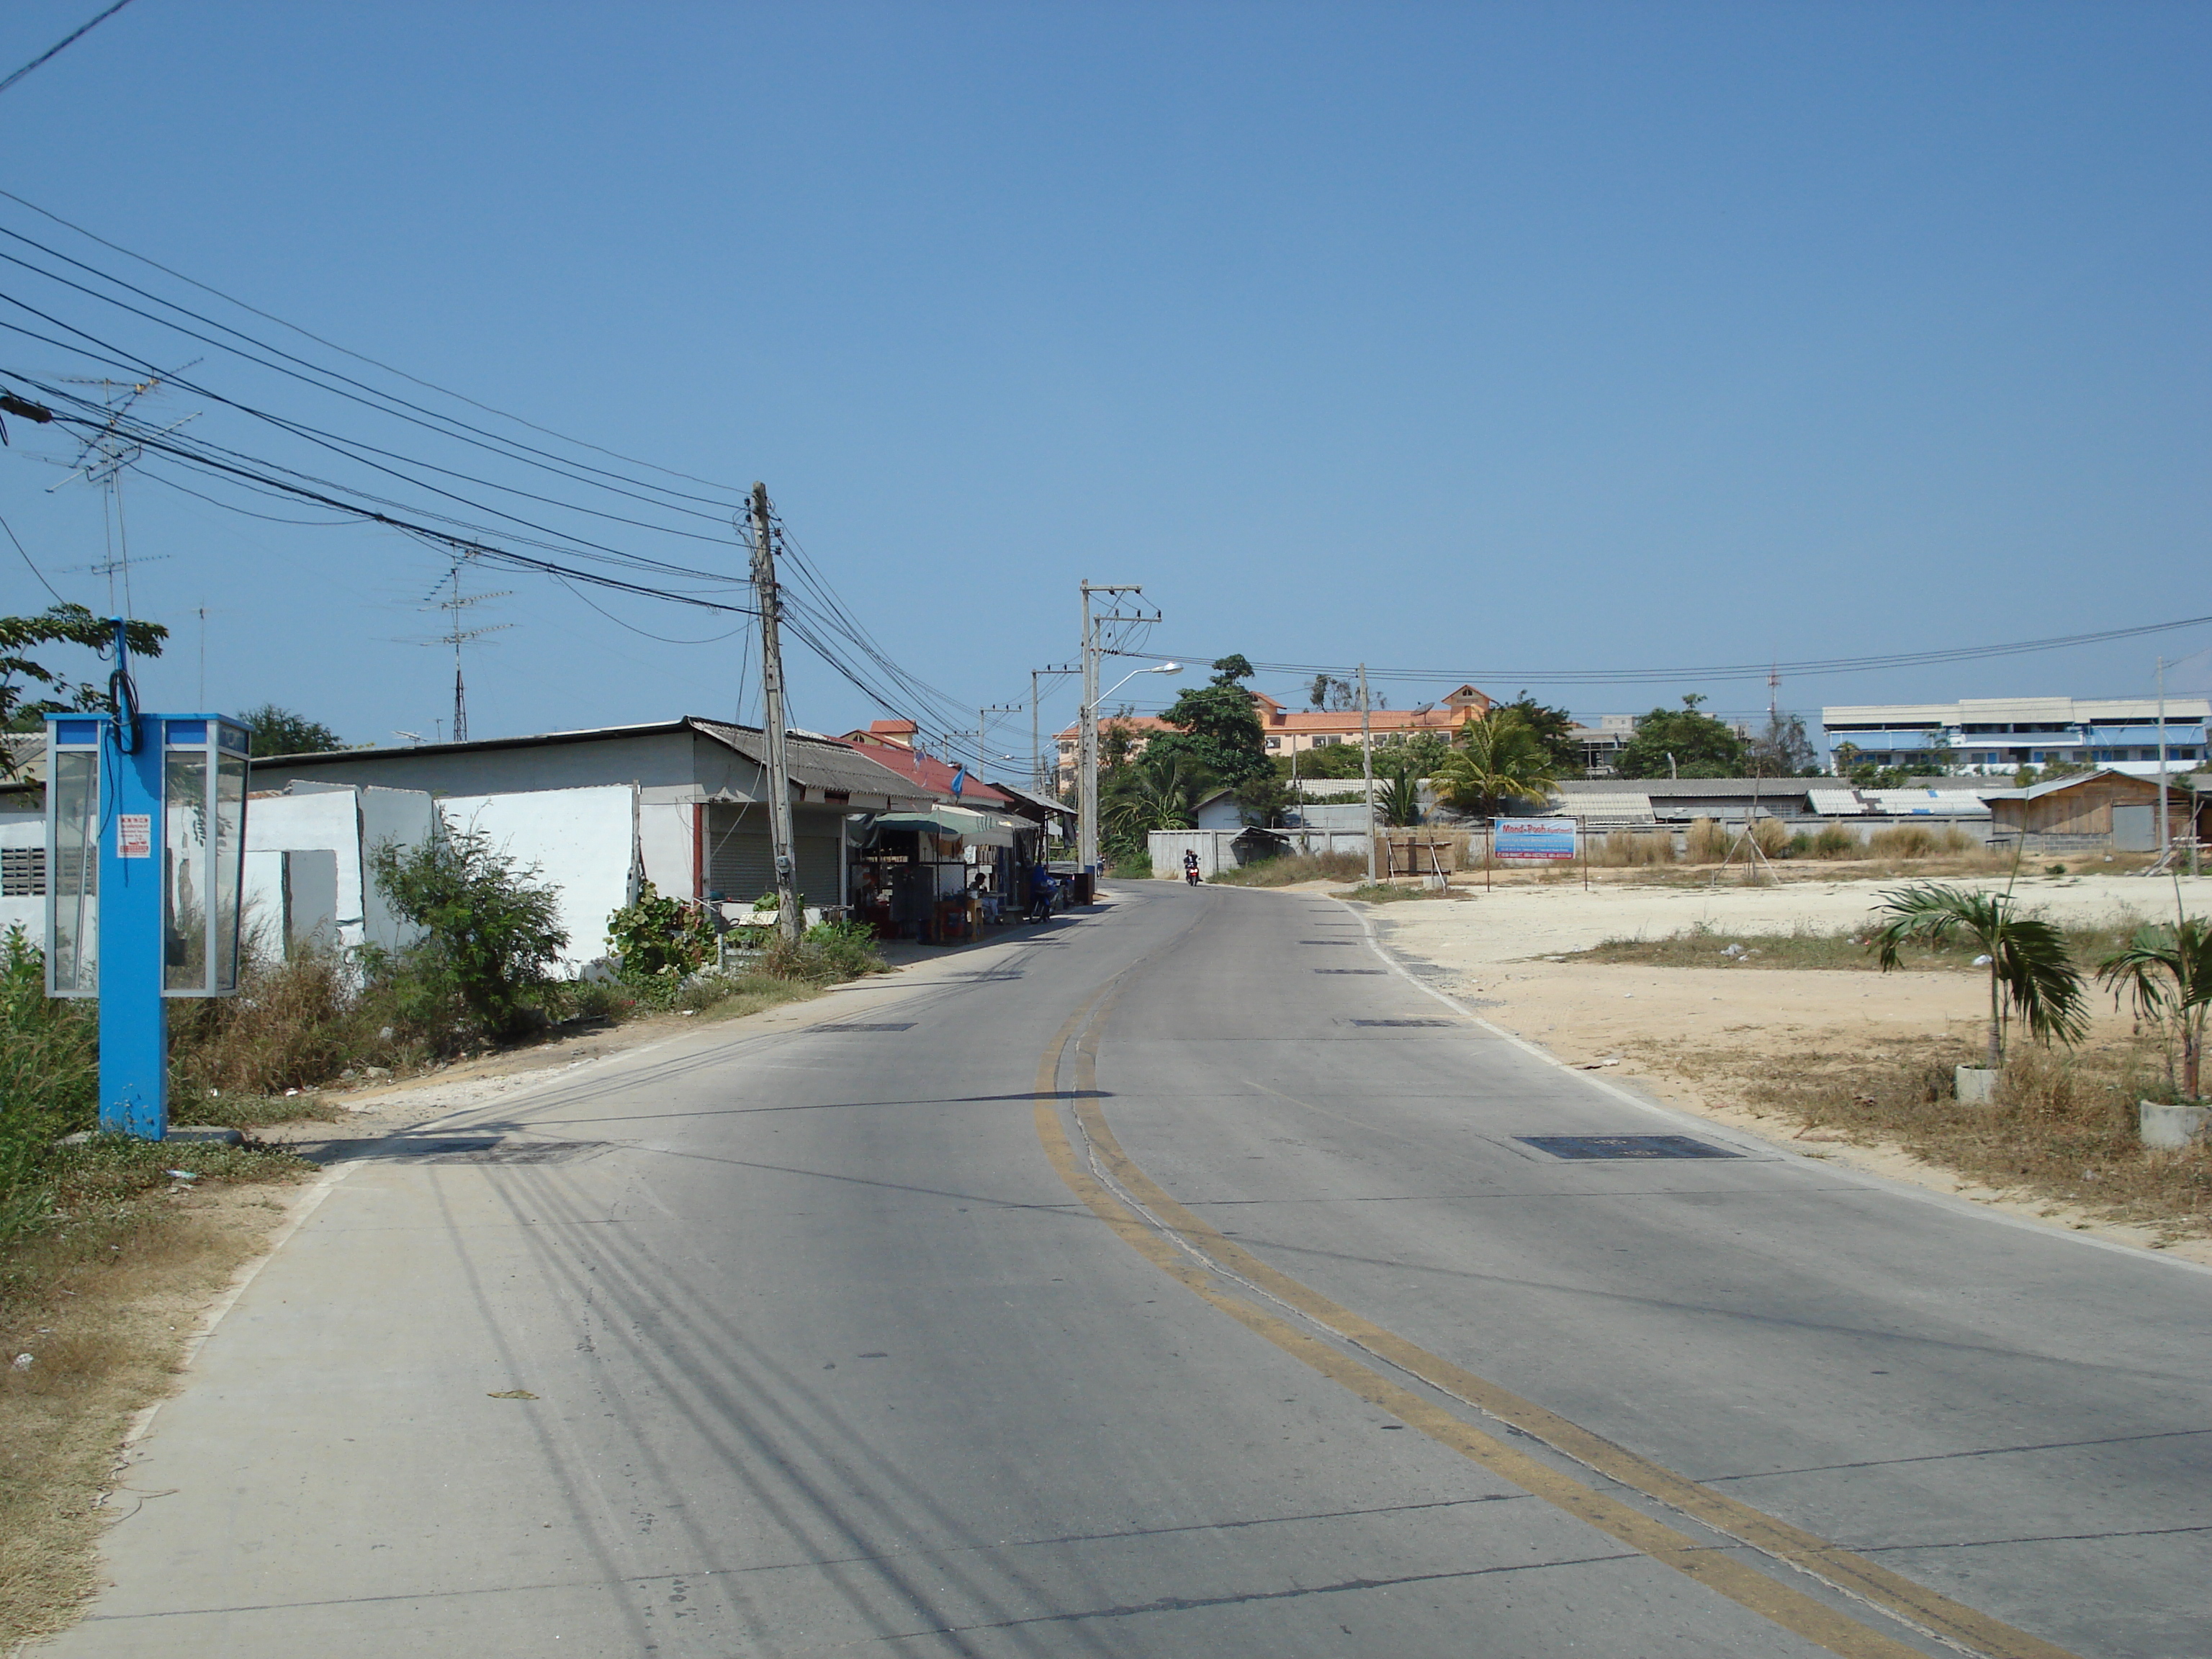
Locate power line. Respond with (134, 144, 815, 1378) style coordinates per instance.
(0, 0, 138, 101)
(1111, 614, 2212, 691)
(0, 185, 751, 502)
(0, 509, 66, 603)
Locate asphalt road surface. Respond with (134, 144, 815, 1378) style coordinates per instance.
(48, 883, 2212, 1658)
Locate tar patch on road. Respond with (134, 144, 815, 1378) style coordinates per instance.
(1349, 1018, 1458, 1027)
(811, 1022, 919, 1033)
(1518, 1134, 1743, 1161)
(1314, 968, 1388, 975)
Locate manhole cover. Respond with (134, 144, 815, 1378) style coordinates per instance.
(1314, 968, 1388, 975)
(1350, 1018, 1457, 1027)
(812, 1022, 917, 1033)
(1519, 1135, 1743, 1161)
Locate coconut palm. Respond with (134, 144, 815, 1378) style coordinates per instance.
(1434, 711, 1558, 819)
(1871, 884, 2087, 1068)
(2096, 917, 2212, 1100)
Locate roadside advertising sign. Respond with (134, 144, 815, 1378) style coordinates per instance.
(1494, 817, 1577, 862)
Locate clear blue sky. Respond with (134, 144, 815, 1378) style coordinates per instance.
(1, 1, 2206, 770)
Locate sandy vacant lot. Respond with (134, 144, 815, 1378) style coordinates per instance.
(1352, 872, 2212, 1265)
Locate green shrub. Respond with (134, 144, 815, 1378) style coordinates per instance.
(367, 827, 568, 1042)
(605, 879, 717, 999)
(1213, 851, 1367, 887)
(764, 923, 887, 985)
(0, 927, 96, 1246)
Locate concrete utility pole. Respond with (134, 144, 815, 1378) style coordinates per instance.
(1032, 664, 1076, 799)
(1359, 662, 1377, 883)
(1077, 583, 1148, 873)
(2157, 656, 2170, 858)
(750, 482, 803, 944)
(977, 703, 1020, 781)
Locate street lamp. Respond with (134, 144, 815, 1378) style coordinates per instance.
(1079, 662, 1182, 874)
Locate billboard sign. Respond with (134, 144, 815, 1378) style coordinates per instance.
(1494, 817, 1577, 862)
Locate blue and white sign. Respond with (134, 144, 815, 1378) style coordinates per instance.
(1494, 817, 1578, 862)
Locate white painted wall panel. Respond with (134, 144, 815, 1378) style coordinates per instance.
(439, 785, 637, 967)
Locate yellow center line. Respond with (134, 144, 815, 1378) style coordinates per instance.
(1033, 976, 2082, 1659)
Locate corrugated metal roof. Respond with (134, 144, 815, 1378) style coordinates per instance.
(1807, 788, 1865, 815)
(1550, 791, 1655, 821)
(688, 720, 937, 802)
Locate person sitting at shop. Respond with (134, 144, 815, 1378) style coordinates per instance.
(971, 871, 1003, 925)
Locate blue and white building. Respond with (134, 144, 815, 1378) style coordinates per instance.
(1820, 696, 2209, 776)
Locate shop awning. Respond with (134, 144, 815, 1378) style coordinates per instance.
(872, 807, 1023, 848)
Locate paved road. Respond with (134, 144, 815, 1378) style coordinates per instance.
(48, 884, 2212, 1657)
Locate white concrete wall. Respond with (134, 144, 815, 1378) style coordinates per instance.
(438, 784, 638, 967)
(246, 790, 369, 948)
(0, 811, 40, 941)
(637, 796, 696, 897)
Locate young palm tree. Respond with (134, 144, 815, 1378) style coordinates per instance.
(1871, 884, 2087, 1069)
(1101, 752, 1206, 845)
(1434, 711, 1558, 819)
(1377, 766, 1424, 827)
(2096, 917, 2212, 1100)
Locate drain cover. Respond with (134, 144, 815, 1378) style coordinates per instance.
(1350, 1017, 1457, 1027)
(1519, 1135, 1742, 1160)
(811, 1022, 917, 1033)
(1314, 968, 1387, 975)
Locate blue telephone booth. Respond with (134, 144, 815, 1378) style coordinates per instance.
(45, 710, 251, 1139)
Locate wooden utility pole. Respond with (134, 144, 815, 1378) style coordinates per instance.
(1359, 662, 1376, 883)
(750, 482, 802, 943)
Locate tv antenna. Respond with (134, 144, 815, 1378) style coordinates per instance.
(420, 550, 511, 743)
(43, 371, 199, 614)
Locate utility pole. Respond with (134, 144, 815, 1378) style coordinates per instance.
(1077, 582, 1151, 875)
(1032, 664, 1077, 798)
(750, 482, 802, 943)
(977, 703, 1020, 781)
(2157, 656, 2170, 859)
(1359, 662, 1377, 883)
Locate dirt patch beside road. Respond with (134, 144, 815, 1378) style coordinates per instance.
(1353, 873, 2212, 1268)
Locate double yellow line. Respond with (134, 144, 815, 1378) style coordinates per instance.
(1031, 979, 2080, 1659)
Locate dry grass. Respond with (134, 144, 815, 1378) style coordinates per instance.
(1593, 830, 1676, 866)
(1645, 1029, 2212, 1237)
(1212, 850, 1369, 887)
(1332, 881, 1461, 905)
(0, 1144, 314, 1645)
(1569, 914, 2152, 974)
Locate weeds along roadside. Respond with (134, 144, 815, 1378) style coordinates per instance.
(0, 897, 885, 1645)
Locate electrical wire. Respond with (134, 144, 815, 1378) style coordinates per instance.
(0, 509, 66, 603)
(0, 184, 750, 497)
(1110, 615, 2212, 690)
(0, 0, 137, 100)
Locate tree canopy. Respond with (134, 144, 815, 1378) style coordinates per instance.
(1614, 698, 1748, 779)
(1, 604, 168, 735)
(1493, 693, 1581, 774)
(1144, 655, 1271, 788)
(239, 703, 345, 758)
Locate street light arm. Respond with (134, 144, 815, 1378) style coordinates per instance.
(1087, 662, 1182, 713)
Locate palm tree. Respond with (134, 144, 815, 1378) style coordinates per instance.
(1377, 766, 1424, 828)
(1871, 884, 2087, 1069)
(2096, 918, 2212, 1100)
(1101, 752, 1206, 848)
(1434, 710, 1558, 819)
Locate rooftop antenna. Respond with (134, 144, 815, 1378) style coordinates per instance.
(418, 549, 511, 744)
(45, 372, 198, 615)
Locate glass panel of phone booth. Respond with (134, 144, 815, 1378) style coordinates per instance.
(163, 747, 210, 992)
(46, 746, 98, 997)
(213, 747, 246, 992)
